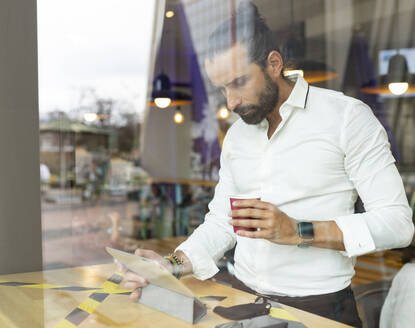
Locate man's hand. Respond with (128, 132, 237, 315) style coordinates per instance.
(229, 199, 300, 245)
(121, 249, 172, 301)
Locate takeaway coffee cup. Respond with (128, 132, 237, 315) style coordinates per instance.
(230, 194, 260, 233)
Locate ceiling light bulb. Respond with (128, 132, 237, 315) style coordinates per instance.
(218, 106, 229, 120)
(83, 113, 98, 122)
(388, 82, 408, 95)
(165, 11, 175, 18)
(174, 111, 184, 124)
(283, 69, 304, 78)
(154, 97, 171, 108)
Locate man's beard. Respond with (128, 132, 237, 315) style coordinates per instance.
(234, 72, 279, 125)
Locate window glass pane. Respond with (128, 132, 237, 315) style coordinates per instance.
(1, 0, 412, 327)
(38, 0, 156, 268)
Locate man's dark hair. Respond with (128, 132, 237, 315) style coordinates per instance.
(207, 1, 278, 69)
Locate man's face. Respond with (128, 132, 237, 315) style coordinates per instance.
(205, 43, 279, 125)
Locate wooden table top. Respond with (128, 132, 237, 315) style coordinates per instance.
(0, 263, 352, 328)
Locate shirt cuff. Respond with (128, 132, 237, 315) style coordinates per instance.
(175, 242, 219, 280)
(334, 213, 376, 257)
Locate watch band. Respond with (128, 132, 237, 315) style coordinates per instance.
(297, 221, 314, 248)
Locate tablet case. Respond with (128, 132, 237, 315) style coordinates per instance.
(106, 247, 207, 324)
(140, 282, 207, 324)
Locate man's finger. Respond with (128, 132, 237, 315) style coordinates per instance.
(124, 281, 147, 289)
(129, 287, 142, 300)
(236, 229, 269, 239)
(230, 218, 269, 229)
(231, 199, 271, 209)
(117, 262, 127, 274)
(230, 208, 270, 220)
(134, 248, 161, 260)
(124, 271, 147, 284)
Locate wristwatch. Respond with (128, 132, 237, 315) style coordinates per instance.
(297, 222, 314, 248)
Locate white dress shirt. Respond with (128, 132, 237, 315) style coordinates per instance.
(176, 76, 414, 296)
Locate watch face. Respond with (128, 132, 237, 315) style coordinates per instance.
(299, 222, 314, 238)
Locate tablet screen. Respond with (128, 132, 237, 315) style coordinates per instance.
(106, 247, 194, 297)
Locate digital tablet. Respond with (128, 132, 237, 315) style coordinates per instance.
(106, 247, 194, 297)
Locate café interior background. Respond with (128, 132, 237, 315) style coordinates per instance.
(32, 0, 415, 285)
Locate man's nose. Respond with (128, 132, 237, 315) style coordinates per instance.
(226, 90, 242, 111)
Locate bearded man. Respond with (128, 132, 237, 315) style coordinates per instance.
(124, 3, 413, 326)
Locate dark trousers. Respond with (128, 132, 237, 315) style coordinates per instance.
(228, 275, 362, 327)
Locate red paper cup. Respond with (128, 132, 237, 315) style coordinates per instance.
(230, 194, 260, 233)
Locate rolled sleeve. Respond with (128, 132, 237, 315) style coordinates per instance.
(336, 101, 414, 257)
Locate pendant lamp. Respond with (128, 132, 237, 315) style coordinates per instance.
(152, 73, 173, 108)
(173, 106, 184, 124)
(385, 54, 410, 95)
(150, 73, 192, 108)
(361, 0, 414, 96)
(150, 27, 192, 108)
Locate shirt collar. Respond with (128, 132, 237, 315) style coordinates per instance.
(254, 76, 310, 131)
(283, 75, 310, 110)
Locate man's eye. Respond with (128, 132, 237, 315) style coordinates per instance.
(233, 76, 247, 88)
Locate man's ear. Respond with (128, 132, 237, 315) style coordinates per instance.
(266, 51, 283, 79)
